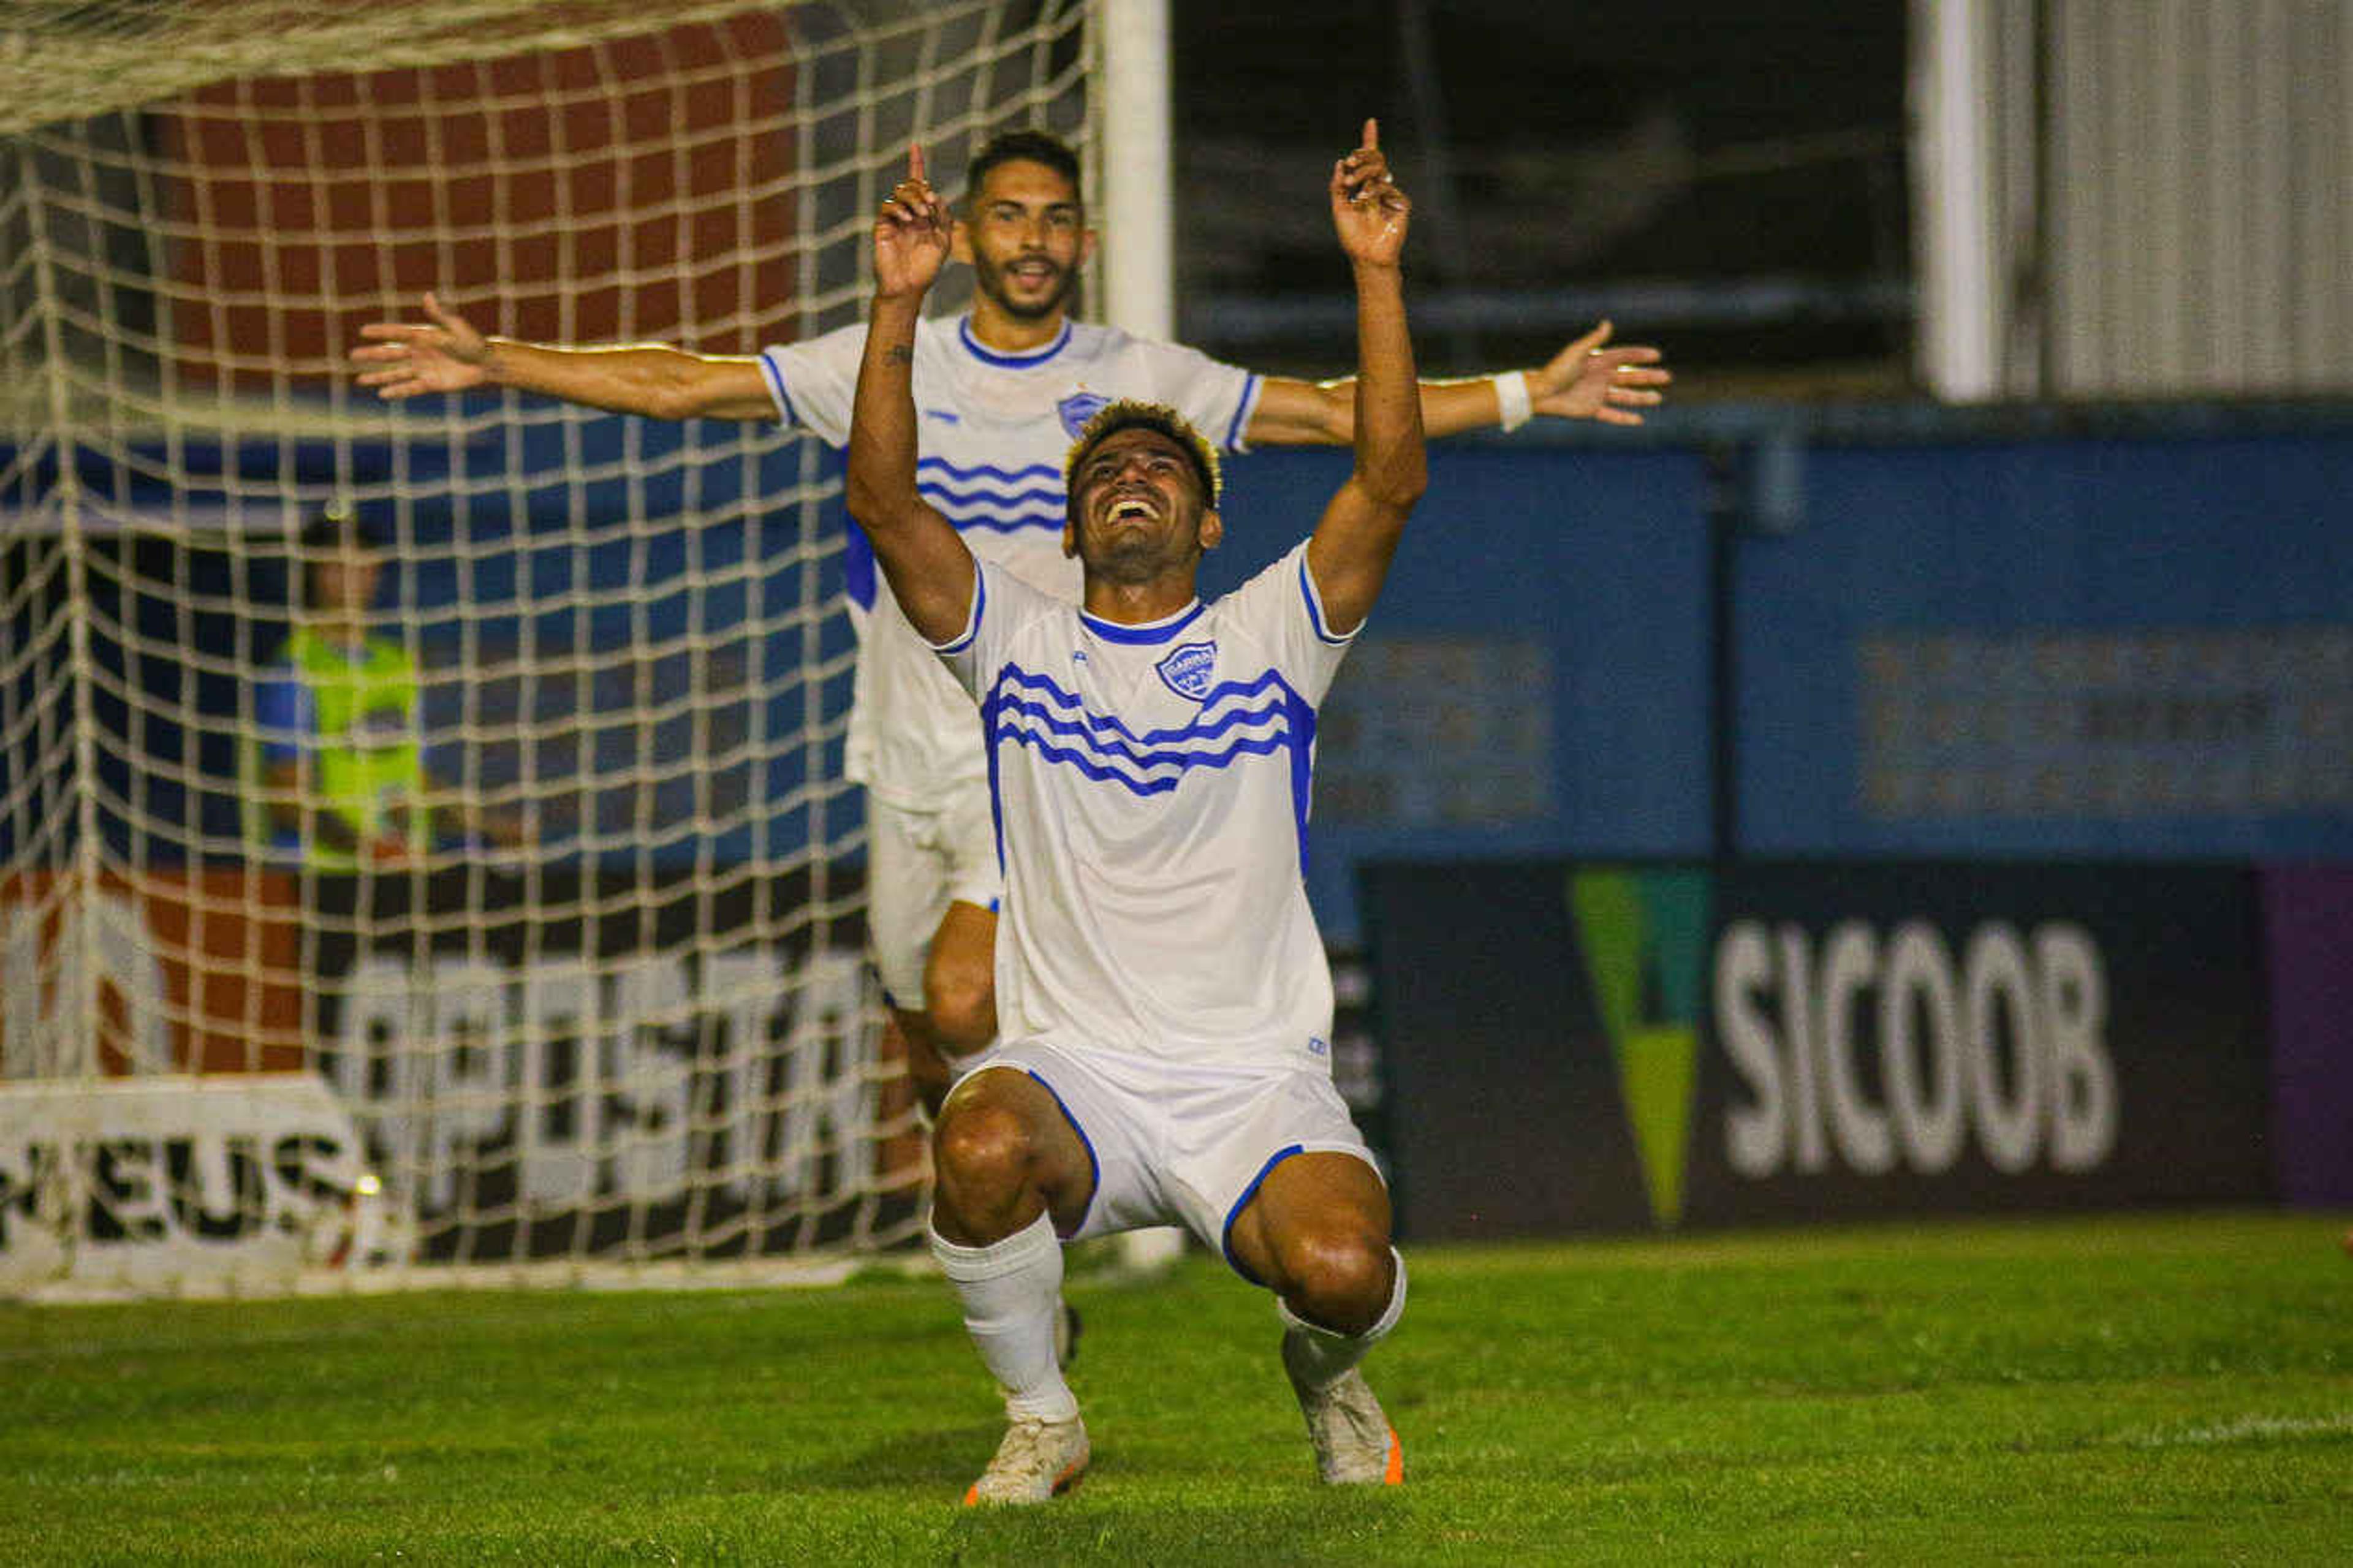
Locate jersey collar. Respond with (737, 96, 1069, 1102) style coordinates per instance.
(1080, 598, 1205, 645)
(957, 314, 1073, 369)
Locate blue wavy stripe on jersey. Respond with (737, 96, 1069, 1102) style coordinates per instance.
(917, 456, 1063, 484)
(991, 667, 1296, 746)
(991, 689, 1293, 760)
(991, 721, 1299, 795)
(920, 479, 1067, 509)
(982, 664, 1319, 874)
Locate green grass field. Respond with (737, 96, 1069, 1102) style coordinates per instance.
(6, 1211, 2349, 1565)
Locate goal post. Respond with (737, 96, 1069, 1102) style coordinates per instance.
(0, 0, 1115, 1298)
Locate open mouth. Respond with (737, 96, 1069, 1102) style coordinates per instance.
(1007, 259, 1059, 289)
(1104, 495, 1158, 524)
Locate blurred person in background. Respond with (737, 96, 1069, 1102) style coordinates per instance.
(249, 503, 528, 870)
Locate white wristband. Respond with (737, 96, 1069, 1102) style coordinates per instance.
(1493, 369, 1533, 433)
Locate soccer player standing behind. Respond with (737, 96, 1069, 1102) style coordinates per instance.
(845, 123, 1425, 1503)
(350, 131, 1668, 1118)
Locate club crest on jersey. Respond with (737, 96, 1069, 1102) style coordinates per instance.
(1057, 391, 1111, 439)
(1155, 640, 1217, 701)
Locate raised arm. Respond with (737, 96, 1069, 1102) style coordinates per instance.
(843, 146, 979, 646)
(1248, 317, 1669, 444)
(352, 292, 779, 422)
(1304, 121, 1427, 637)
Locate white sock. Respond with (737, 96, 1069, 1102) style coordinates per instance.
(930, 1211, 1078, 1423)
(1278, 1248, 1407, 1392)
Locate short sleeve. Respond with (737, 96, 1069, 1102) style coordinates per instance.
(754, 321, 867, 444)
(1132, 337, 1260, 455)
(1217, 539, 1357, 706)
(930, 556, 1058, 703)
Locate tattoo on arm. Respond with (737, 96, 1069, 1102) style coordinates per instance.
(883, 344, 914, 366)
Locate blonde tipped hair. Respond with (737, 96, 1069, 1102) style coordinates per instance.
(1063, 400, 1222, 512)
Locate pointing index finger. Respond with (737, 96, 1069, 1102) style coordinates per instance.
(908, 143, 926, 184)
(1360, 117, 1378, 152)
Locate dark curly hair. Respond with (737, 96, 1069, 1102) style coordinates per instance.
(1063, 400, 1222, 528)
(968, 127, 1082, 199)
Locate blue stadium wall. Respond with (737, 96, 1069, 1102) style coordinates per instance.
(1211, 410, 2353, 940)
(7, 406, 2352, 923)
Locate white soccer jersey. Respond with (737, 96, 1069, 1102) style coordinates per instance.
(759, 314, 1260, 809)
(934, 539, 1355, 1069)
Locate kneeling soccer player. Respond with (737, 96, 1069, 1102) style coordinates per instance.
(844, 121, 1425, 1503)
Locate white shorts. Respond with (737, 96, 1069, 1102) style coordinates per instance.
(865, 779, 1002, 1008)
(956, 1039, 1380, 1283)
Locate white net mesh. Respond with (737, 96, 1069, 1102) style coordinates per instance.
(0, 0, 1089, 1295)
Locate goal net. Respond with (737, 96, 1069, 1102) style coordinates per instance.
(0, 0, 1089, 1297)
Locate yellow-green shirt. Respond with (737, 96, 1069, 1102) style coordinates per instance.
(250, 627, 428, 869)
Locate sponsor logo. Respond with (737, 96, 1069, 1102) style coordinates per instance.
(1154, 641, 1217, 701)
(319, 946, 881, 1216)
(1569, 873, 2123, 1225)
(1057, 390, 1111, 439)
(1570, 868, 1710, 1229)
(1715, 917, 2118, 1179)
(0, 1075, 376, 1281)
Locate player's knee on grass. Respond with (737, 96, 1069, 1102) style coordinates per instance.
(931, 1085, 1045, 1241)
(932, 1066, 1095, 1244)
(1273, 1223, 1395, 1338)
